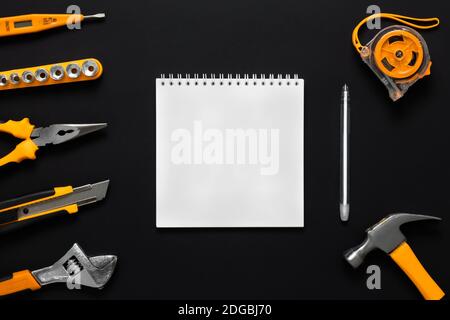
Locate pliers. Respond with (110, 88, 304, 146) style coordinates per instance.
(0, 118, 106, 166)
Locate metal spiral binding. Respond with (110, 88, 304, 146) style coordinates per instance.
(159, 74, 300, 86)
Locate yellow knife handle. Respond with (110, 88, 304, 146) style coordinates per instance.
(0, 270, 41, 297)
(390, 242, 445, 300)
(0, 139, 38, 167)
(0, 186, 75, 227)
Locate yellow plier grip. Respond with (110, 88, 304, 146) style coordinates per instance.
(0, 270, 41, 297)
(0, 118, 39, 166)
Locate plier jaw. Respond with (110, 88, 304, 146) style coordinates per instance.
(0, 118, 106, 166)
(31, 123, 107, 146)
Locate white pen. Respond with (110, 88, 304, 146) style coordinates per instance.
(340, 84, 350, 221)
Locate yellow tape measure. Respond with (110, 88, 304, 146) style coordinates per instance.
(0, 58, 103, 91)
(352, 13, 439, 101)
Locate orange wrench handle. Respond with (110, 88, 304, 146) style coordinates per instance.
(0, 270, 41, 297)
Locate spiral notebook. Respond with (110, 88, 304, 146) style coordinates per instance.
(156, 75, 304, 227)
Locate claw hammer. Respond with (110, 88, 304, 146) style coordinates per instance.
(344, 213, 445, 300)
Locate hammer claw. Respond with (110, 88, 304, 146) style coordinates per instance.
(374, 213, 442, 230)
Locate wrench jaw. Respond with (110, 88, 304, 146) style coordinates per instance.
(31, 243, 117, 289)
(84, 255, 117, 289)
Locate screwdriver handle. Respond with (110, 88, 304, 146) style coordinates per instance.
(0, 14, 83, 37)
(0, 270, 41, 297)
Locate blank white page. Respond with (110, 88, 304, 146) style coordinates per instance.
(156, 76, 304, 227)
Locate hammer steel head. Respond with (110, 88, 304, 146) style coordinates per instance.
(344, 213, 441, 268)
(32, 243, 117, 289)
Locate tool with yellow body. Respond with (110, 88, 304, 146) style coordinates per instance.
(0, 58, 103, 90)
(0, 180, 109, 232)
(352, 13, 439, 101)
(0, 118, 107, 167)
(344, 213, 445, 300)
(0, 13, 105, 37)
(0, 12, 105, 89)
(0, 243, 117, 297)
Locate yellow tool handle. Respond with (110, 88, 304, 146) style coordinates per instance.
(0, 58, 103, 91)
(0, 118, 35, 139)
(0, 140, 38, 167)
(390, 242, 445, 300)
(0, 186, 75, 225)
(0, 118, 38, 166)
(352, 13, 440, 52)
(0, 270, 41, 296)
(0, 14, 84, 37)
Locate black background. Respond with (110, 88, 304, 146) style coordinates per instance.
(0, 0, 449, 300)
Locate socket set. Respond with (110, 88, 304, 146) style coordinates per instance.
(0, 58, 103, 91)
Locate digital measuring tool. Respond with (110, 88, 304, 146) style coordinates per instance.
(0, 13, 105, 37)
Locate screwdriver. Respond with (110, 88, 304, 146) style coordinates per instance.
(340, 84, 350, 222)
(0, 13, 105, 37)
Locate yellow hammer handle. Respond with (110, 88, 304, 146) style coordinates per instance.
(390, 242, 445, 300)
(0, 270, 41, 297)
(0, 139, 38, 167)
